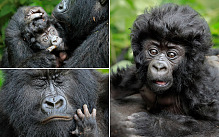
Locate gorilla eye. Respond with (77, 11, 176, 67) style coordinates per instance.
(167, 52, 177, 59)
(149, 49, 158, 56)
(42, 36, 48, 42)
(32, 79, 47, 88)
(54, 78, 63, 84)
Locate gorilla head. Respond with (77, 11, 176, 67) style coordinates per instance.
(23, 6, 66, 52)
(131, 4, 212, 94)
(0, 70, 98, 137)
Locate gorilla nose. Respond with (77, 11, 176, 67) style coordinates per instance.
(56, 2, 66, 13)
(42, 95, 67, 112)
(51, 36, 61, 45)
(151, 62, 168, 74)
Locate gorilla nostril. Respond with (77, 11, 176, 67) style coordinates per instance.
(152, 64, 159, 70)
(160, 66, 167, 71)
(56, 2, 67, 13)
(58, 3, 64, 9)
(55, 99, 63, 109)
(45, 101, 55, 108)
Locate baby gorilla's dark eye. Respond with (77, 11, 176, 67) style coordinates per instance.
(149, 49, 158, 56)
(42, 36, 48, 42)
(167, 52, 177, 59)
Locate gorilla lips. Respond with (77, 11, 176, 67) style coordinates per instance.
(41, 116, 73, 124)
(155, 81, 167, 86)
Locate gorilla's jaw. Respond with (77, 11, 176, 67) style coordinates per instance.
(147, 77, 173, 94)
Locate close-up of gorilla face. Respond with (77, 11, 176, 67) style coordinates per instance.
(36, 25, 65, 52)
(25, 7, 65, 52)
(142, 39, 185, 93)
(0, 69, 101, 137)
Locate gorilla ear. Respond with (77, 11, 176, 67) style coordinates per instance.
(99, 0, 107, 6)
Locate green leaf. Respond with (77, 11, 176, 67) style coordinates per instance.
(20, 0, 27, 4)
(0, 5, 14, 17)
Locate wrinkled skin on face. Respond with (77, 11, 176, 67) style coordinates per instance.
(142, 39, 185, 94)
(1, 6, 68, 68)
(36, 25, 65, 51)
(25, 7, 67, 67)
(52, 0, 109, 43)
(111, 4, 219, 137)
(0, 70, 99, 137)
(25, 7, 65, 52)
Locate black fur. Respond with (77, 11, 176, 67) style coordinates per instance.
(53, 0, 109, 68)
(1, 6, 65, 68)
(111, 4, 219, 136)
(0, 69, 109, 137)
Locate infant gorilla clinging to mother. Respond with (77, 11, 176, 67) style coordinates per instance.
(111, 3, 219, 137)
(2, 6, 68, 68)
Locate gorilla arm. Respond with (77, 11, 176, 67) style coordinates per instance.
(111, 66, 143, 100)
(5, 7, 33, 67)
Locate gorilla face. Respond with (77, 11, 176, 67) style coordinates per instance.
(52, 0, 72, 23)
(33, 71, 74, 124)
(52, 0, 109, 39)
(0, 69, 98, 137)
(36, 25, 65, 51)
(141, 39, 185, 94)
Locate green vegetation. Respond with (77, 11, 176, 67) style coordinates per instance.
(111, 0, 219, 68)
(0, 70, 4, 87)
(97, 69, 109, 74)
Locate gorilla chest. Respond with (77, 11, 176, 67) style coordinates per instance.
(140, 86, 184, 114)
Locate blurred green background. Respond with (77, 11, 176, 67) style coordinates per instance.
(111, 0, 219, 70)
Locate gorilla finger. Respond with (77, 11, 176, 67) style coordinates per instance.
(120, 121, 135, 128)
(77, 109, 85, 119)
(91, 108, 96, 118)
(71, 128, 79, 135)
(83, 104, 90, 117)
(126, 128, 137, 135)
(74, 114, 80, 121)
(29, 13, 43, 20)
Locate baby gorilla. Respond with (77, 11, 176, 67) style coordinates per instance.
(2, 6, 67, 68)
(111, 3, 219, 137)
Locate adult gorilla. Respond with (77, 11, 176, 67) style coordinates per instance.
(53, 0, 109, 68)
(0, 69, 109, 137)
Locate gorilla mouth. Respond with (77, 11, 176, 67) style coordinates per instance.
(155, 81, 168, 86)
(42, 116, 73, 124)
